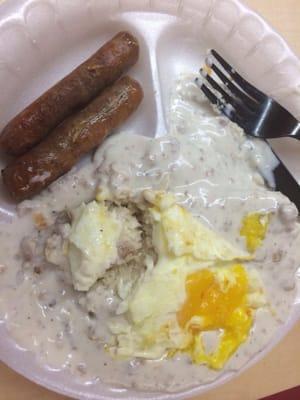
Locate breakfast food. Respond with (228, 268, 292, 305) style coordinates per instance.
(2, 76, 143, 201)
(102, 191, 261, 370)
(0, 31, 139, 156)
(0, 74, 299, 393)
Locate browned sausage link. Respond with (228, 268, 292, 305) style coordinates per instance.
(2, 76, 143, 201)
(0, 31, 139, 156)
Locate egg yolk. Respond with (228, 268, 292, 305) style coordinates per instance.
(240, 213, 270, 253)
(177, 265, 253, 369)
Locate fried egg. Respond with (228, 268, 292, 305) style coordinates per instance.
(240, 212, 270, 253)
(108, 191, 267, 369)
(68, 201, 122, 291)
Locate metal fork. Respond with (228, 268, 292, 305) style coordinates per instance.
(196, 49, 300, 139)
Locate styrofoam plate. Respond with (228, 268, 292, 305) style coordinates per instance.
(0, 0, 299, 399)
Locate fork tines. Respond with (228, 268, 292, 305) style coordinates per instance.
(196, 50, 266, 125)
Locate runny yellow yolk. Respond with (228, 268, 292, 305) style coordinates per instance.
(177, 265, 253, 369)
(240, 213, 270, 253)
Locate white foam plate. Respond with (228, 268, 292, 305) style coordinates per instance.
(0, 0, 300, 399)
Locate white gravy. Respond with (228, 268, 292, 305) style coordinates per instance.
(0, 75, 299, 392)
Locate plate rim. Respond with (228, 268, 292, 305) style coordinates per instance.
(0, 0, 299, 399)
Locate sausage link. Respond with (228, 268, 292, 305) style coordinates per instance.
(0, 31, 139, 156)
(2, 76, 143, 201)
